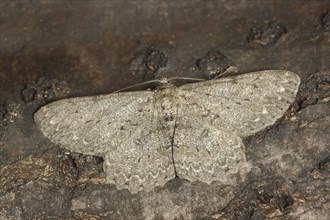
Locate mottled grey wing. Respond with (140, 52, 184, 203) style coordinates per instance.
(173, 70, 300, 183)
(34, 91, 176, 193)
(178, 70, 300, 137)
(173, 110, 246, 183)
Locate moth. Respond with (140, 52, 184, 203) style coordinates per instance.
(34, 70, 300, 193)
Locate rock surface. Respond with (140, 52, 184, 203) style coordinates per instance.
(1, 1, 329, 219)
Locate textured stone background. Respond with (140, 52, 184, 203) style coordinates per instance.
(0, 1, 329, 219)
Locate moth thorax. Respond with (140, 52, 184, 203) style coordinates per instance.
(155, 85, 178, 123)
(160, 97, 176, 122)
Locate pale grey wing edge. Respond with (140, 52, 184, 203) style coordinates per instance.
(34, 90, 154, 155)
(178, 70, 300, 137)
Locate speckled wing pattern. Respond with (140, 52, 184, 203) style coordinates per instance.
(34, 70, 300, 193)
(34, 91, 176, 193)
(173, 70, 300, 183)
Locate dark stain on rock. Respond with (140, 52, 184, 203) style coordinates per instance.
(321, 10, 330, 31)
(248, 21, 287, 46)
(144, 49, 168, 72)
(297, 70, 330, 109)
(128, 48, 168, 81)
(194, 50, 237, 79)
(21, 76, 70, 102)
(275, 192, 294, 211)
